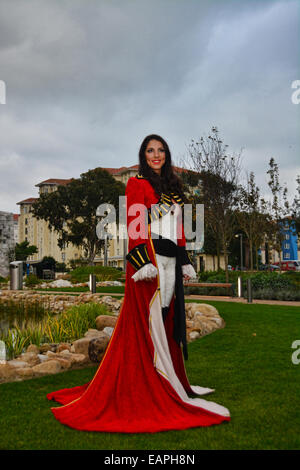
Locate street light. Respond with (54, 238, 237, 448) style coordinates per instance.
(235, 233, 243, 271)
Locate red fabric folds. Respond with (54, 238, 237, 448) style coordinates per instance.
(46, 177, 230, 433)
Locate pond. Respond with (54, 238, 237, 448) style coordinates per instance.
(0, 299, 51, 336)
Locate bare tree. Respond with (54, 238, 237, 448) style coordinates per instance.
(237, 172, 272, 270)
(266, 158, 291, 269)
(182, 126, 242, 281)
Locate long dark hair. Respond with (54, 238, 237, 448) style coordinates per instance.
(138, 134, 188, 202)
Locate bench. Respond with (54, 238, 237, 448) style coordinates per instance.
(183, 282, 234, 297)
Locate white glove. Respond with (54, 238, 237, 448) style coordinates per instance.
(182, 264, 197, 279)
(131, 263, 158, 282)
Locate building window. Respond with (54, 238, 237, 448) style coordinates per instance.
(62, 253, 66, 261)
(285, 253, 290, 259)
(284, 243, 290, 249)
(25, 218, 28, 225)
(285, 234, 290, 240)
(25, 228, 28, 235)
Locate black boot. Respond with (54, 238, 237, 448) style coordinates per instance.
(162, 306, 169, 322)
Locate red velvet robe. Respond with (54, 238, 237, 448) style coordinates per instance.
(46, 176, 230, 432)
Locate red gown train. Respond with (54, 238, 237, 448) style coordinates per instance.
(46, 176, 230, 432)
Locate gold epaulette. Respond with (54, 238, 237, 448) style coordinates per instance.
(126, 243, 151, 270)
(135, 174, 145, 179)
(148, 192, 184, 224)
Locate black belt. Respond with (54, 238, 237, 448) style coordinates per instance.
(151, 233, 188, 360)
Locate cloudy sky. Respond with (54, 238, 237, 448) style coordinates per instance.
(0, 0, 299, 213)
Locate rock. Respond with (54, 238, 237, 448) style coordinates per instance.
(72, 337, 91, 356)
(37, 354, 50, 363)
(58, 350, 88, 365)
(56, 343, 72, 353)
(53, 357, 72, 369)
(48, 279, 73, 288)
(70, 353, 88, 364)
(184, 303, 225, 342)
(84, 329, 104, 338)
(0, 363, 16, 381)
(8, 360, 29, 369)
(95, 315, 118, 331)
(103, 327, 114, 337)
(189, 331, 200, 340)
(40, 343, 52, 353)
(16, 367, 34, 378)
(88, 336, 110, 363)
(17, 352, 40, 366)
(32, 360, 62, 375)
(26, 344, 40, 354)
(98, 296, 122, 314)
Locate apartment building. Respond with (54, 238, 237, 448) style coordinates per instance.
(16, 165, 220, 271)
(0, 211, 16, 277)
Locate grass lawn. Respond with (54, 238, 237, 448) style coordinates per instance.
(0, 301, 299, 450)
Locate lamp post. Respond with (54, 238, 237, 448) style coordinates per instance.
(235, 233, 243, 271)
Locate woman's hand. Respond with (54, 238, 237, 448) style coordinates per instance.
(131, 263, 158, 282)
(182, 264, 197, 281)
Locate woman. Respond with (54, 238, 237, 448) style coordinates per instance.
(47, 134, 230, 432)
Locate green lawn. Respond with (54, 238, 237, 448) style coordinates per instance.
(0, 301, 299, 450)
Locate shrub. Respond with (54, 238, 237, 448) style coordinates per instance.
(24, 274, 41, 287)
(70, 265, 122, 283)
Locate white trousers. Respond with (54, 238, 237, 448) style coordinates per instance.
(155, 254, 176, 308)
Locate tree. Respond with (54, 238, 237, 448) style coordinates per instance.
(236, 172, 271, 270)
(183, 126, 242, 281)
(31, 168, 125, 265)
(266, 158, 290, 269)
(15, 240, 38, 261)
(291, 175, 300, 234)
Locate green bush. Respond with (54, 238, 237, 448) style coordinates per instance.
(24, 274, 41, 287)
(70, 265, 122, 283)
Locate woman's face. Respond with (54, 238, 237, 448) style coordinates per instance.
(145, 139, 166, 175)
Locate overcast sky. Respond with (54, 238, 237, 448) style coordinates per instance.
(0, 0, 299, 214)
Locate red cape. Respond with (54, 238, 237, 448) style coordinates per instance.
(47, 177, 230, 433)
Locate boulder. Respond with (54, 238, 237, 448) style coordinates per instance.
(0, 363, 16, 381)
(88, 336, 110, 363)
(56, 343, 72, 353)
(8, 360, 29, 369)
(16, 367, 34, 378)
(72, 337, 91, 356)
(40, 343, 52, 353)
(37, 354, 50, 363)
(103, 327, 114, 337)
(17, 352, 40, 366)
(26, 344, 40, 354)
(32, 360, 62, 375)
(95, 315, 118, 331)
(84, 329, 104, 338)
(58, 350, 88, 365)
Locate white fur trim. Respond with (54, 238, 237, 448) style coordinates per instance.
(131, 263, 158, 282)
(182, 264, 197, 279)
(149, 289, 230, 417)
